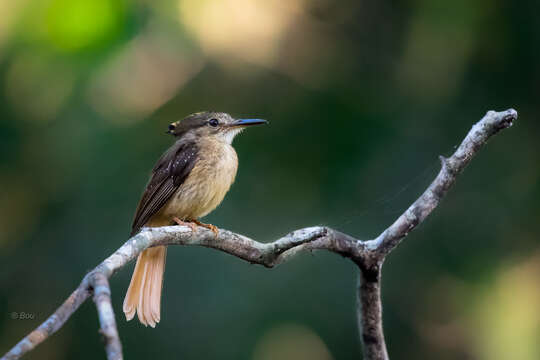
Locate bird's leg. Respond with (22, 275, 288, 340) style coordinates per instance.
(192, 219, 219, 237)
(172, 217, 198, 232)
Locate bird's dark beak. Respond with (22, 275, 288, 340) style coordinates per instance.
(229, 119, 268, 127)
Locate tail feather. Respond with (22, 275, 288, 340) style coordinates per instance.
(123, 254, 144, 321)
(123, 246, 167, 327)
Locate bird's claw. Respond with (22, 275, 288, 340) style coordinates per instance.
(173, 217, 198, 232)
(192, 219, 219, 237)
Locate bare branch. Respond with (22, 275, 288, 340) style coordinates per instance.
(2, 225, 362, 360)
(365, 108, 517, 256)
(356, 108, 517, 360)
(357, 264, 387, 360)
(90, 273, 123, 360)
(1, 109, 516, 360)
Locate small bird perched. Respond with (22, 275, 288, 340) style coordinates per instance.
(123, 111, 267, 327)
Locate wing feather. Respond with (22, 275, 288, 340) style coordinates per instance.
(130, 141, 199, 235)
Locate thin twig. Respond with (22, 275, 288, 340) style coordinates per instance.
(1, 109, 517, 360)
(356, 108, 517, 359)
(365, 109, 517, 257)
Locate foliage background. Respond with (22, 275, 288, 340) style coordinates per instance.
(1, 1, 539, 359)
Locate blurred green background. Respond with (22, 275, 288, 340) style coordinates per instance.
(1, 0, 539, 359)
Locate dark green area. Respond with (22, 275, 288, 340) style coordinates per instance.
(1, 1, 539, 359)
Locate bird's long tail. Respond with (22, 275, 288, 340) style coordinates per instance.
(123, 246, 167, 327)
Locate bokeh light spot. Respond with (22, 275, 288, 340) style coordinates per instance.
(178, 0, 303, 66)
(253, 323, 333, 360)
(45, 0, 125, 52)
(469, 255, 540, 360)
(87, 25, 204, 123)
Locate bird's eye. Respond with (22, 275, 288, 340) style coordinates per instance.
(168, 124, 176, 131)
(208, 118, 219, 127)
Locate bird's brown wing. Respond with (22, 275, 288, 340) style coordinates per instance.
(130, 141, 199, 236)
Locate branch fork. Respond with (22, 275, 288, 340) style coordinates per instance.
(2, 109, 517, 360)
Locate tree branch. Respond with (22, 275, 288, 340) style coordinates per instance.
(1, 109, 516, 360)
(356, 108, 517, 359)
(90, 273, 122, 360)
(364, 109, 518, 258)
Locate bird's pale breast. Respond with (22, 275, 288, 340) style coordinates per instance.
(158, 138, 238, 222)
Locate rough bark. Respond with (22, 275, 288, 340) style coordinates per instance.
(1, 109, 517, 360)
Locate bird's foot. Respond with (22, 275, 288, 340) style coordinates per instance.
(173, 217, 198, 232)
(192, 219, 219, 237)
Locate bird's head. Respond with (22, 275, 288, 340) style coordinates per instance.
(166, 112, 267, 144)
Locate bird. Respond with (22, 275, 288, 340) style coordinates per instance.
(123, 111, 267, 327)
